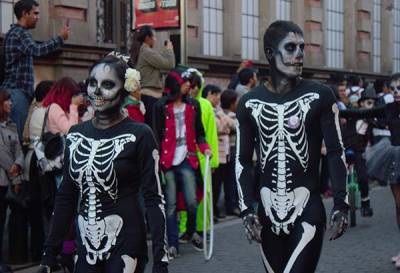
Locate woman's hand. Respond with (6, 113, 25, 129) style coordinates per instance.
(71, 95, 85, 106)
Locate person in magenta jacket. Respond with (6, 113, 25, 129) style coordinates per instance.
(152, 70, 210, 257)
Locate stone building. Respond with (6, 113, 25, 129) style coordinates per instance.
(0, 0, 397, 87)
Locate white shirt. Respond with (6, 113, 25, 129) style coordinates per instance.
(172, 104, 188, 166)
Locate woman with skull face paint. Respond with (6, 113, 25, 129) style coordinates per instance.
(236, 21, 349, 273)
(37, 55, 168, 273)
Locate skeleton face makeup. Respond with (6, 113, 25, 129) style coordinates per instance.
(274, 32, 305, 78)
(87, 63, 124, 113)
(390, 78, 400, 101)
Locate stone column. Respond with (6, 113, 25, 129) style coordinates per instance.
(303, 0, 324, 67)
(343, 0, 357, 70)
(381, 0, 394, 74)
(355, 0, 373, 71)
(223, 0, 242, 59)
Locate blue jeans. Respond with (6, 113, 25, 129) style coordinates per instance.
(164, 160, 197, 249)
(8, 89, 32, 141)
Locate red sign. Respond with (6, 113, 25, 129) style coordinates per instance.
(133, 0, 180, 29)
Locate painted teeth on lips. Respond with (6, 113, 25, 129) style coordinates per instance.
(93, 96, 105, 106)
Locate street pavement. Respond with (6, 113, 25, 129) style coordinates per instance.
(16, 186, 400, 273)
(156, 186, 400, 273)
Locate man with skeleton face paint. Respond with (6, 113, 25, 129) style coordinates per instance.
(36, 55, 168, 273)
(236, 21, 349, 272)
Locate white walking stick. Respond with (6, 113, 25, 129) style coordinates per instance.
(203, 154, 214, 261)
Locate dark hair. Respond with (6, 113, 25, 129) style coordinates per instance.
(329, 84, 340, 101)
(348, 75, 361, 87)
(35, 80, 54, 102)
(238, 68, 256, 85)
(89, 55, 130, 88)
(221, 89, 238, 110)
(0, 91, 11, 122)
(14, 0, 39, 20)
(264, 20, 303, 57)
(202, 84, 222, 98)
(129, 25, 155, 67)
(391, 73, 400, 82)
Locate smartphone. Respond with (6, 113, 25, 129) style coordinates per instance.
(66, 18, 70, 27)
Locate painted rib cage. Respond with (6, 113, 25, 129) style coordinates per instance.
(245, 93, 319, 235)
(66, 132, 136, 264)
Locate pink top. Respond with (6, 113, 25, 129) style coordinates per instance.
(47, 103, 79, 135)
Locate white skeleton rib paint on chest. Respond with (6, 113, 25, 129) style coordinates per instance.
(67, 132, 136, 265)
(245, 93, 319, 235)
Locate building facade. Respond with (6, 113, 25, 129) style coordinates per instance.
(0, 0, 397, 88)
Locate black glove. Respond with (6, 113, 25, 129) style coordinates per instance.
(36, 250, 58, 273)
(329, 210, 348, 240)
(153, 262, 168, 273)
(242, 213, 262, 244)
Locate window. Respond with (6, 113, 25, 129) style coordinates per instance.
(203, 0, 223, 56)
(241, 0, 259, 60)
(324, 0, 344, 68)
(0, 0, 17, 34)
(373, 0, 381, 73)
(276, 0, 291, 20)
(393, 0, 400, 72)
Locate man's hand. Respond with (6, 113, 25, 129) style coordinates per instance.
(9, 164, 21, 178)
(242, 213, 262, 244)
(59, 24, 71, 40)
(329, 210, 348, 240)
(204, 149, 212, 157)
(165, 40, 173, 50)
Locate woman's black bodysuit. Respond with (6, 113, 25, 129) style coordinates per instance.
(43, 118, 168, 273)
(236, 80, 348, 273)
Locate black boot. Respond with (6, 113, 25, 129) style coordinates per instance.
(361, 199, 373, 217)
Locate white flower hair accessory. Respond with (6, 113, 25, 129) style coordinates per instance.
(107, 51, 130, 63)
(124, 68, 141, 92)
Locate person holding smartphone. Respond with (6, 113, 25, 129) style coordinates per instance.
(0, 0, 70, 141)
(130, 25, 175, 126)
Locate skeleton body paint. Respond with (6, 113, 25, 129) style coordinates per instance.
(236, 21, 348, 273)
(67, 132, 135, 264)
(40, 56, 168, 273)
(245, 93, 319, 235)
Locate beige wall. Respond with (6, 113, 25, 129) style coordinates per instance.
(184, 0, 391, 76)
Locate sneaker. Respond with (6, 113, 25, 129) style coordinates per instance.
(392, 254, 400, 263)
(168, 246, 180, 260)
(395, 257, 400, 269)
(361, 200, 373, 217)
(191, 233, 204, 251)
(360, 206, 373, 217)
(179, 232, 190, 244)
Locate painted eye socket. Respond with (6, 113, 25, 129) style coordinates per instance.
(101, 80, 116, 89)
(284, 43, 297, 52)
(88, 78, 97, 87)
(299, 44, 305, 51)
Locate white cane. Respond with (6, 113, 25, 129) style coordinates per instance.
(203, 154, 214, 261)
